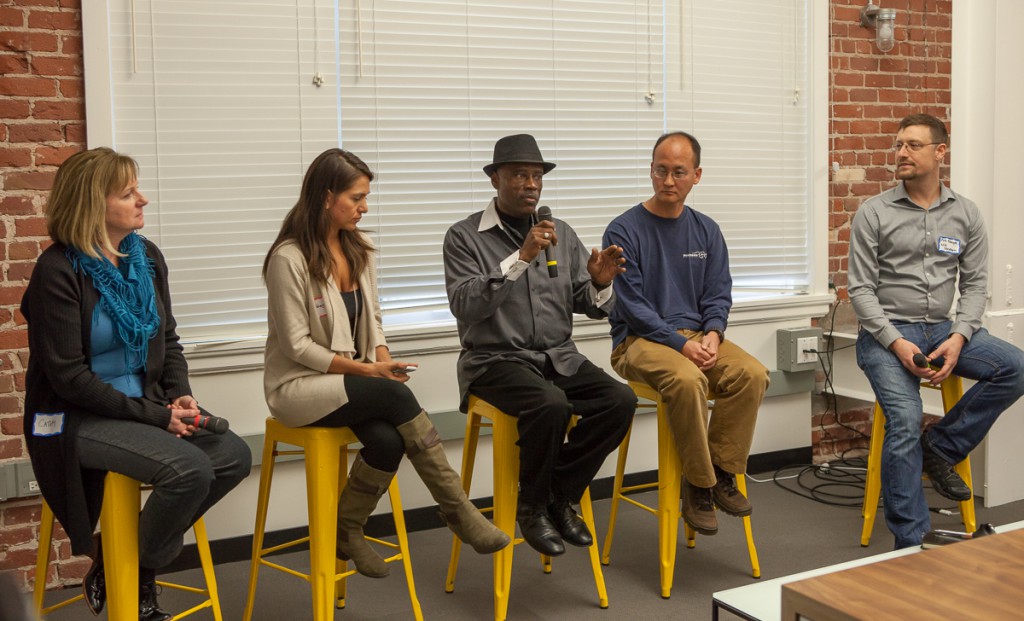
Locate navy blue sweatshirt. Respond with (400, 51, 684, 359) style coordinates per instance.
(603, 203, 732, 351)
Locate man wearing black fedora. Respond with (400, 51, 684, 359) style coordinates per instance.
(443, 134, 635, 556)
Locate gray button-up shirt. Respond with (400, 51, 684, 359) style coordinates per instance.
(443, 198, 613, 405)
(848, 182, 988, 348)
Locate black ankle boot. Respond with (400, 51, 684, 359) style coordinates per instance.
(82, 535, 105, 615)
(139, 569, 172, 621)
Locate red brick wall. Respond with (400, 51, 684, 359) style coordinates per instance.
(819, 0, 952, 461)
(0, 0, 86, 592)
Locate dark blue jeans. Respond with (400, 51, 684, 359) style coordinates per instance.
(856, 321, 1024, 548)
(76, 417, 252, 568)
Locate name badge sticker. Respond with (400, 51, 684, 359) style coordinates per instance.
(937, 236, 961, 255)
(32, 412, 65, 437)
(314, 296, 328, 318)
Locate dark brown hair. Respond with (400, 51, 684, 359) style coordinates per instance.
(263, 149, 375, 286)
(898, 113, 949, 145)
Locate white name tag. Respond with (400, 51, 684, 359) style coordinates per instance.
(32, 412, 65, 437)
(314, 296, 327, 318)
(937, 236, 961, 255)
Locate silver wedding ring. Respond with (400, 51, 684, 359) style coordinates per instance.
(543, 232, 550, 239)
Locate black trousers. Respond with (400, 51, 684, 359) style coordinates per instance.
(314, 375, 422, 472)
(469, 359, 635, 506)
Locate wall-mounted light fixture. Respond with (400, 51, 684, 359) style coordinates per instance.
(860, 2, 897, 53)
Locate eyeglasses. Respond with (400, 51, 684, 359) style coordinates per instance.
(652, 168, 691, 180)
(892, 141, 940, 152)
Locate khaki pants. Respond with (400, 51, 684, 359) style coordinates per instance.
(610, 330, 769, 487)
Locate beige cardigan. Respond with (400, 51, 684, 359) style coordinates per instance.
(263, 239, 388, 426)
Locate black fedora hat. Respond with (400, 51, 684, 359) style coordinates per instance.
(483, 134, 557, 177)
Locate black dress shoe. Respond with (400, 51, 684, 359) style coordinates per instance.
(82, 539, 105, 615)
(516, 506, 565, 556)
(547, 498, 593, 547)
(139, 576, 172, 621)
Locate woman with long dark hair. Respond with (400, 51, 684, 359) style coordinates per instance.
(262, 148, 509, 578)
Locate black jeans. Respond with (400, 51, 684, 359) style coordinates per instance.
(313, 375, 422, 472)
(76, 416, 252, 569)
(469, 359, 635, 506)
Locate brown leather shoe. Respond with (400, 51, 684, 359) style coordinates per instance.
(681, 477, 718, 536)
(712, 466, 752, 517)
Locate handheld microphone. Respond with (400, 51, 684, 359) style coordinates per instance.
(183, 414, 230, 434)
(912, 353, 929, 369)
(537, 205, 557, 278)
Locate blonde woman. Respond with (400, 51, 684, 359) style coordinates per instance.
(22, 148, 251, 621)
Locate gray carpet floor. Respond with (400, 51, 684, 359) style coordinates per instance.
(36, 470, 1024, 620)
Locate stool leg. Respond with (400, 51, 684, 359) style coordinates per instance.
(601, 422, 633, 565)
(192, 517, 224, 621)
(656, 402, 681, 599)
(861, 404, 885, 547)
(940, 377, 977, 532)
(492, 412, 518, 621)
(446, 411, 482, 593)
(736, 475, 760, 578)
(102, 473, 140, 621)
(956, 460, 976, 532)
(335, 446, 349, 609)
(243, 437, 278, 621)
(306, 435, 342, 621)
(32, 501, 55, 616)
(32, 504, 56, 614)
(387, 478, 424, 621)
(580, 487, 609, 608)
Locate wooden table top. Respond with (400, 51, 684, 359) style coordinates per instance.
(780, 529, 1024, 621)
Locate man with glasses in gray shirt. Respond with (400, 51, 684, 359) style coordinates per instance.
(849, 113, 1024, 549)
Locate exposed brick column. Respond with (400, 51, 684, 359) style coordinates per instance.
(819, 0, 951, 461)
(0, 0, 86, 592)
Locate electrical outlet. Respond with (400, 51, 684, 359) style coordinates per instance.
(776, 327, 823, 372)
(28, 480, 39, 492)
(797, 336, 818, 364)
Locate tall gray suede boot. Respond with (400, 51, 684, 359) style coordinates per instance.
(336, 455, 394, 578)
(397, 411, 511, 554)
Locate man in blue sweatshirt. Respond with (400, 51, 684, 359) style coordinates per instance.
(603, 131, 769, 536)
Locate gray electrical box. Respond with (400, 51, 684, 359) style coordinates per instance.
(777, 327, 823, 372)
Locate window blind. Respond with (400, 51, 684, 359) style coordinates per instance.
(679, 0, 811, 297)
(87, 0, 813, 340)
(338, 0, 666, 327)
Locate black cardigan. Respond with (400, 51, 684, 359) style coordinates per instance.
(21, 240, 191, 555)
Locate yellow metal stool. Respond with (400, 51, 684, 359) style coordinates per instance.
(601, 381, 760, 598)
(243, 417, 422, 621)
(32, 471, 223, 621)
(860, 375, 977, 546)
(444, 396, 609, 621)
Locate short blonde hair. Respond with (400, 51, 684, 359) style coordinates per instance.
(47, 147, 139, 258)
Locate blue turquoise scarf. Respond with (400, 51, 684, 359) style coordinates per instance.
(67, 233, 160, 371)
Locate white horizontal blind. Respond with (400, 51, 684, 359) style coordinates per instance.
(102, 0, 339, 338)
(682, 0, 810, 297)
(339, 0, 666, 327)
(89, 0, 812, 339)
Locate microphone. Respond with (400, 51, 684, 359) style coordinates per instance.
(183, 414, 230, 434)
(912, 353, 929, 369)
(537, 205, 557, 278)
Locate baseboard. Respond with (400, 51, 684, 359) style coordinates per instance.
(164, 445, 812, 574)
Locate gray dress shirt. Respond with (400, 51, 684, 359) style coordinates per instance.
(848, 182, 988, 348)
(443, 198, 613, 405)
